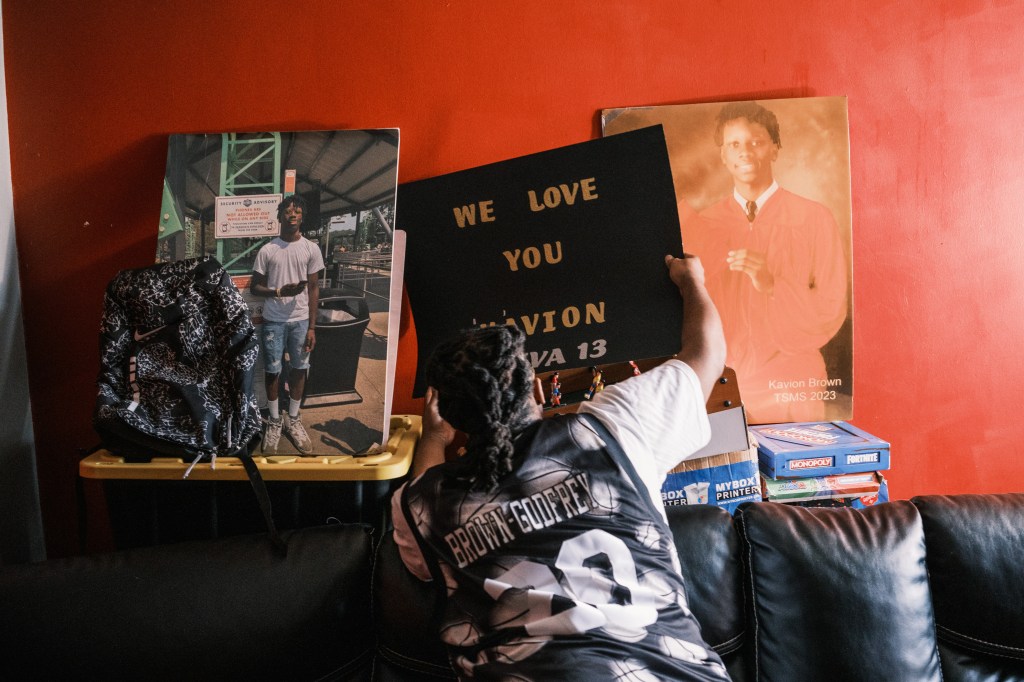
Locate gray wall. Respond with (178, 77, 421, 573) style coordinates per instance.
(0, 4, 45, 564)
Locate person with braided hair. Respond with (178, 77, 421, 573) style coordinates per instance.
(392, 254, 730, 681)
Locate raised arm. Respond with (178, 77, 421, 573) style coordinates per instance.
(412, 387, 456, 477)
(664, 254, 727, 401)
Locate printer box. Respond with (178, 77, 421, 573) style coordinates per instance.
(661, 437, 761, 514)
(749, 421, 890, 479)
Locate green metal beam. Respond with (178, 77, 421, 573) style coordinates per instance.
(217, 133, 282, 272)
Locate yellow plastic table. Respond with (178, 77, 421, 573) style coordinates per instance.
(80, 415, 420, 482)
(79, 415, 421, 549)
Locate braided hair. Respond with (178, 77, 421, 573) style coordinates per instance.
(425, 325, 537, 492)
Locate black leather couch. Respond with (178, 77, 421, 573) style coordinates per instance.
(3, 494, 1023, 681)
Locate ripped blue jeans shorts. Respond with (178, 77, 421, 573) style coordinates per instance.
(259, 319, 310, 373)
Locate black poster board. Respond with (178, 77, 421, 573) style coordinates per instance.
(398, 125, 684, 397)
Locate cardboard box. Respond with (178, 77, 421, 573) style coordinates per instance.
(750, 421, 890, 479)
(760, 471, 884, 504)
(661, 437, 761, 514)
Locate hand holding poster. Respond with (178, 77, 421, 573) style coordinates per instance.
(398, 126, 685, 397)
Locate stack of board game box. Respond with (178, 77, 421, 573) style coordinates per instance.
(749, 422, 891, 509)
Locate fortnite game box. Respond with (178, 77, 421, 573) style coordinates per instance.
(661, 436, 761, 514)
(750, 421, 890, 479)
(760, 471, 884, 504)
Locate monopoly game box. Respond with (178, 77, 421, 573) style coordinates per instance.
(750, 421, 890, 479)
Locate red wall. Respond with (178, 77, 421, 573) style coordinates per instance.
(5, 0, 1023, 558)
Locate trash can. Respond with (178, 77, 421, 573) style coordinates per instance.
(303, 291, 370, 406)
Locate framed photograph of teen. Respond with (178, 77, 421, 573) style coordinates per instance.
(603, 97, 853, 424)
(155, 129, 401, 456)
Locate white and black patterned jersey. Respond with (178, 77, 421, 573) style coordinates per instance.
(400, 412, 729, 681)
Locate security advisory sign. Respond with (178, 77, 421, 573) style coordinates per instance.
(214, 194, 282, 238)
(399, 126, 685, 397)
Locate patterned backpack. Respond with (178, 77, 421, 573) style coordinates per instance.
(94, 257, 283, 551)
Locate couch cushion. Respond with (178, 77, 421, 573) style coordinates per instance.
(0, 524, 375, 681)
(735, 500, 942, 682)
(665, 504, 748, 679)
(913, 493, 1024, 681)
(373, 531, 457, 680)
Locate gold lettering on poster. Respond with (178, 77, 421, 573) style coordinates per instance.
(501, 241, 563, 271)
(476, 302, 606, 336)
(527, 177, 599, 212)
(452, 200, 496, 227)
(452, 177, 609, 364)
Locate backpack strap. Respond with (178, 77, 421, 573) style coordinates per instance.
(180, 443, 286, 556)
(399, 481, 447, 628)
(191, 257, 224, 293)
(153, 258, 222, 328)
(239, 454, 287, 556)
(133, 259, 212, 333)
(154, 296, 188, 327)
(192, 256, 221, 277)
(189, 256, 287, 556)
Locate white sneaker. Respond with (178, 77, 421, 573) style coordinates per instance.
(262, 415, 283, 453)
(285, 412, 314, 455)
